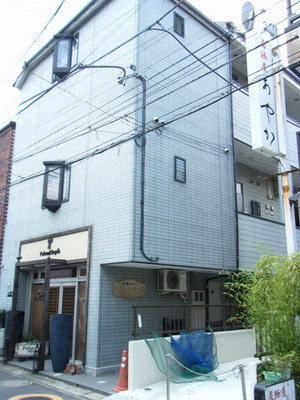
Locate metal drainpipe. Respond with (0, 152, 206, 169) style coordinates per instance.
(135, 74, 159, 262)
(229, 41, 240, 271)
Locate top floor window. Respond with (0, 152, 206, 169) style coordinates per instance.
(53, 34, 79, 80)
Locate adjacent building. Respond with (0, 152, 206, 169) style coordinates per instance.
(0, 121, 15, 266)
(0, 0, 299, 376)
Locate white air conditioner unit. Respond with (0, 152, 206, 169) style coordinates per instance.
(157, 270, 187, 292)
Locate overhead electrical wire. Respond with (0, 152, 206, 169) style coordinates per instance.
(1, 0, 298, 170)
(14, 0, 292, 133)
(8, 0, 282, 141)
(3, 0, 292, 138)
(16, 0, 66, 65)
(2, 51, 299, 197)
(4, 27, 299, 174)
(1, 2, 298, 212)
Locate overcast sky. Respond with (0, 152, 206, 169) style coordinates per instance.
(0, 0, 291, 127)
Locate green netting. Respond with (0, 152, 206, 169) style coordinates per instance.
(142, 330, 219, 383)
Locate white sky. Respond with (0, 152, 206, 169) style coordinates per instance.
(0, 0, 291, 128)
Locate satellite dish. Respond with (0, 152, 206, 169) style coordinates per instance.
(242, 1, 255, 31)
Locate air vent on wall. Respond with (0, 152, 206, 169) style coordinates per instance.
(157, 270, 187, 292)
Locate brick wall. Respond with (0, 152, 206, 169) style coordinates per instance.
(0, 122, 15, 265)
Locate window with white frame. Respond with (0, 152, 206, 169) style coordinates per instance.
(236, 182, 244, 212)
(42, 161, 70, 212)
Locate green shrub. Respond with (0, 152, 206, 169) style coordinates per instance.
(223, 253, 300, 393)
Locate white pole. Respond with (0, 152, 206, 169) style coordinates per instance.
(281, 173, 297, 254)
(274, 70, 297, 255)
(239, 364, 247, 400)
(166, 354, 171, 400)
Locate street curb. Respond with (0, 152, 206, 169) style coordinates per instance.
(0, 362, 108, 399)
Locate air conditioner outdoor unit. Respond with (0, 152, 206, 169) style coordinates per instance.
(157, 270, 187, 292)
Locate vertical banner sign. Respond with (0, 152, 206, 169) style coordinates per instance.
(246, 31, 279, 156)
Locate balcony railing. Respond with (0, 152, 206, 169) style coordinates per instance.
(132, 304, 244, 338)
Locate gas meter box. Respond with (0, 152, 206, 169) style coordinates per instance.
(254, 379, 295, 400)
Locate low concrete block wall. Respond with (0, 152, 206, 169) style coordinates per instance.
(128, 329, 256, 390)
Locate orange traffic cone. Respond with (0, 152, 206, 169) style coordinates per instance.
(112, 350, 128, 392)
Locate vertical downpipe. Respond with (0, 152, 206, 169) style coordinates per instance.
(229, 41, 239, 270)
(135, 74, 159, 262)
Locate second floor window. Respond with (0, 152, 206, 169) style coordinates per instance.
(42, 161, 70, 212)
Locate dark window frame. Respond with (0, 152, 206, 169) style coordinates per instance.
(174, 156, 186, 183)
(53, 34, 79, 81)
(174, 12, 185, 38)
(42, 161, 70, 212)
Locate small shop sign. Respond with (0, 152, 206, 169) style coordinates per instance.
(113, 279, 146, 300)
(255, 379, 295, 400)
(15, 341, 48, 359)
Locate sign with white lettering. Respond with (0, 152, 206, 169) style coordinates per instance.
(246, 31, 279, 156)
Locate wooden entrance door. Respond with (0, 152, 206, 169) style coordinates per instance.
(31, 283, 84, 361)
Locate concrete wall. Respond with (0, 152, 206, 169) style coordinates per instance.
(128, 329, 256, 389)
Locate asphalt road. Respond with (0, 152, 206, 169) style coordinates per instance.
(0, 363, 106, 400)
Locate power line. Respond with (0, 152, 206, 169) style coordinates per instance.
(16, 0, 66, 65)
(2, 58, 298, 194)
(3, 2, 298, 170)
(5, 31, 299, 173)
